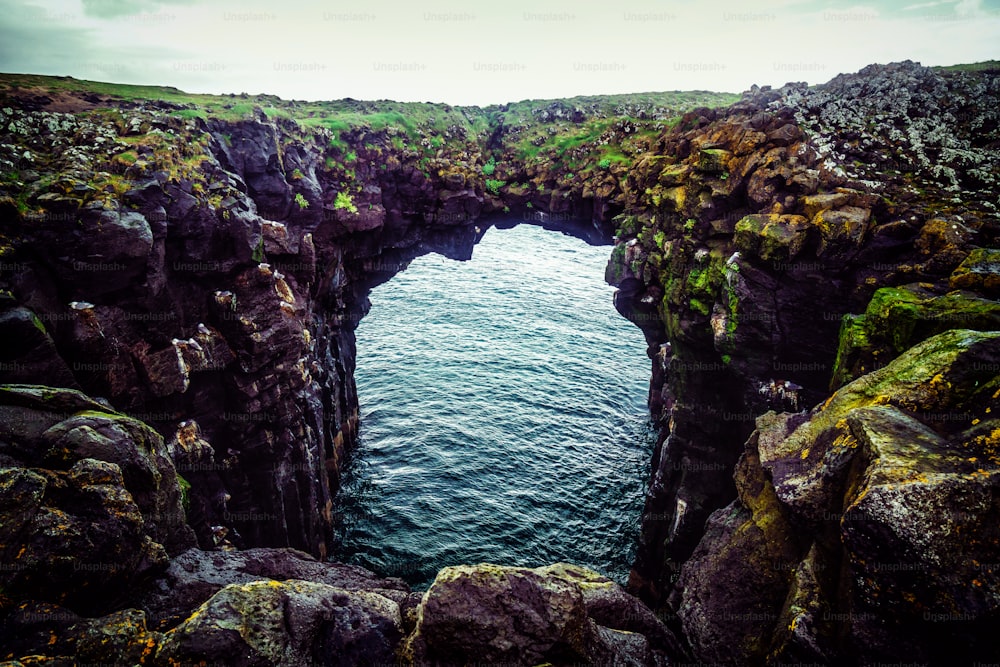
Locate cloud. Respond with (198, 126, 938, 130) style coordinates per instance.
(1, 0, 997, 106)
(902, 1, 946, 10)
(0, 2, 94, 74)
(955, 0, 984, 15)
(81, 0, 194, 19)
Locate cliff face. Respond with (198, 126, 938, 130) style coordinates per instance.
(0, 104, 482, 559)
(0, 61, 998, 665)
(607, 60, 1000, 663)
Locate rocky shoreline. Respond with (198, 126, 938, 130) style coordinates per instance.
(0, 60, 998, 665)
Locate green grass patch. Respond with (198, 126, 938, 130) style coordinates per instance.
(334, 191, 358, 213)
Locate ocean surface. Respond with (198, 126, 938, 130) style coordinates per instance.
(332, 220, 655, 589)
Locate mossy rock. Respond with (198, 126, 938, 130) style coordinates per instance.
(734, 214, 811, 264)
(950, 247, 1000, 297)
(154, 580, 403, 667)
(658, 163, 690, 186)
(830, 284, 1000, 388)
(0, 384, 195, 561)
(696, 148, 731, 173)
(760, 328, 1000, 525)
(802, 192, 852, 219)
(813, 206, 872, 257)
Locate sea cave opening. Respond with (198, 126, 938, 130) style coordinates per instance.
(331, 216, 656, 589)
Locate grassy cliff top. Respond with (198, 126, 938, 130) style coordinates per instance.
(0, 72, 740, 129)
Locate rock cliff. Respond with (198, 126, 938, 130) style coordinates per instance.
(607, 60, 1000, 663)
(0, 61, 998, 665)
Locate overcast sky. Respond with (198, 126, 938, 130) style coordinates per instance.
(0, 0, 997, 105)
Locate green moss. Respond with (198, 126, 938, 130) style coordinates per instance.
(172, 108, 207, 121)
(830, 285, 1000, 389)
(689, 298, 710, 316)
(608, 243, 627, 284)
(334, 191, 358, 214)
(615, 215, 642, 240)
(831, 314, 870, 389)
(251, 237, 266, 263)
(30, 312, 47, 335)
(177, 474, 191, 511)
(485, 179, 505, 194)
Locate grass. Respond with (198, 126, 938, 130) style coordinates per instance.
(933, 60, 1000, 73)
(0, 73, 738, 143)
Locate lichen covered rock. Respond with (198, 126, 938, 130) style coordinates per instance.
(138, 547, 410, 629)
(153, 579, 403, 667)
(673, 330, 1000, 664)
(402, 563, 674, 666)
(0, 384, 194, 555)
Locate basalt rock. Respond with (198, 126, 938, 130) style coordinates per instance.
(611, 62, 1000, 624)
(153, 579, 403, 667)
(401, 563, 675, 666)
(137, 547, 411, 630)
(0, 384, 194, 615)
(0, 602, 162, 665)
(0, 385, 194, 555)
(671, 329, 1000, 665)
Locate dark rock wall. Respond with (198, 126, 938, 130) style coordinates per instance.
(0, 107, 496, 560)
(606, 61, 1000, 663)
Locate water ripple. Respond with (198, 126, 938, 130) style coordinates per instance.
(333, 222, 654, 589)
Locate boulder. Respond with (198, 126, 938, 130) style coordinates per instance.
(0, 459, 167, 616)
(0, 602, 162, 665)
(153, 580, 403, 667)
(673, 330, 1000, 664)
(402, 563, 673, 666)
(830, 284, 1000, 388)
(813, 206, 872, 257)
(950, 247, 1000, 297)
(0, 384, 195, 555)
(734, 213, 811, 264)
(138, 547, 409, 628)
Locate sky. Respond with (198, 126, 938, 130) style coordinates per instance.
(0, 0, 997, 106)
